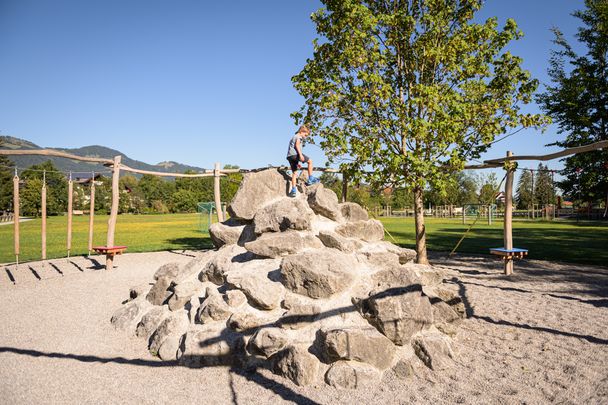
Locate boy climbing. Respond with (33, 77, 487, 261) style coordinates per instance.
(286, 124, 319, 197)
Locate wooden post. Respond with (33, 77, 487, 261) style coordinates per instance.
(67, 176, 73, 258)
(214, 162, 224, 222)
(41, 182, 47, 260)
(504, 151, 515, 275)
(88, 176, 95, 255)
(341, 173, 348, 203)
(13, 173, 20, 266)
(106, 156, 121, 269)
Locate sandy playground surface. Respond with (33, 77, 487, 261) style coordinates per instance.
(0, 250, 607, 404)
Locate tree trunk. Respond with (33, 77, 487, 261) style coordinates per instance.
(413, 186, 429, 265)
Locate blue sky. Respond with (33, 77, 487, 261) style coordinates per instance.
(0, 0, 584, 176)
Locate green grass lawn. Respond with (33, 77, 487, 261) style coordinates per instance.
(0, 213, 213, 264)
(380, 217, 608, 266)
(1, 213, 607, 267)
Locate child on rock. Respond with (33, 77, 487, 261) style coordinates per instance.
(286, 124, 319, 197)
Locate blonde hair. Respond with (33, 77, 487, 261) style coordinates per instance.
(296, 124, 310, 135)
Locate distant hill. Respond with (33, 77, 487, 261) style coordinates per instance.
(0, 136, 207, 177)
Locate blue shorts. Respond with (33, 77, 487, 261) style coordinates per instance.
(287, 154, 309, 171)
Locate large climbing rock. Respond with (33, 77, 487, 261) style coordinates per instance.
(254, 197, 315, 234)
(225, 272, 284, 310)
(335, 219, 384, 242)
(321, 327, 396, 370)
(271, 345, 320, 386)
(146, 276, 173, 306)
(168, 280, 204, 311)
(228, 169, 288, 220)
(280, 249, 357, 299)
(179, 327, 241, 367)
(339, 202, 369, 222)
(244, 231, 322, 258)
(110, 298, 152, 333)
(412, 332, 456, 370)
(247, 327, 289, 357)
(197, 288, 233, 323)
(307, 184, 342, 221)
(325, 361, 381, 389)
(199, 245, 248, 285)
(209, 218, 255, 248)
(149, 311, 189, 361)
(136, 305, 170, 339)
(360, 288, 433, 345)
(317, 230, 363, 253)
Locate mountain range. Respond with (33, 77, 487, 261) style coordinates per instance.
(0, 136, 207, 177)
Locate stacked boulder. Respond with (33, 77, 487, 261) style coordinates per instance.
(111, 169, 464, 388)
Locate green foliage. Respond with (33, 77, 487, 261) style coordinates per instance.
(0, 140, 14, 211)
(537, 0, 608, 206)
(516, 169, 534, 209)
(534, 164, 556, 205)
(477, 173, 499, 204)
(292, 0, 549, 259)
(20, 161, 68, 216)
(171, 189, 199, 213)
(425, 171, 478, 206)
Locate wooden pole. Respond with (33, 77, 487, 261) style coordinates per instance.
(106, 156, 121, 269)
(214, 162, 224, 222)
(13, 173, 20, 267)
(504, 151, 515, 276)
(41, 182, 47, 260)
(341, 173, 348, 203)
(88, 176, 95, 255)
(67, 175, 73, 258)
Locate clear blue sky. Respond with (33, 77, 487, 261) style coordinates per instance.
(0, 0, 583, 175)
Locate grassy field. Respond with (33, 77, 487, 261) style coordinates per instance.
(1, 214, 607, 266)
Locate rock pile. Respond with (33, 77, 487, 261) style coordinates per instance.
(111, 169, 464, 388)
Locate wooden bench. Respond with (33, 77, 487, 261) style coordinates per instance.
(92, 246, 127, 263)
(489, 247, 528, 260)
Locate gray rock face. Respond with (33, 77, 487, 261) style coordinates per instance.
(209, 218, 255, 248)
(413, 332, 455, 370)
(325, 361, 381, 389)
(378, 242, 417, 264)
(392, 358, 415, 379)
(197, 290, 233, 323)
(228, 169, 289, 220)
(149, 312, 189, 360)
(253, 197, 315, 234)
(321, 327, 396, 370)
(278, 296, 321, 329)
(226, 272, 284, 310)
(200, 245, 247, 285)
(146, 276, 173, 306)
(226, 312, 269, 333)
(362, 289, 433, 345)
(179, 328, 240, 367)
(335, 219, 384, 242)
(339, 202, 369, 222)
(248, 327, 289, 357)
(153, 262, 180, 281)
(225, 290, 247, 308)
(317, 231, 363, 253)
(168, 280, 204, 311)
(129, 283, 152, 300)
(271, 345, 320, 386)
(280, 250, 357, 299)
(307, 184, 342, 221)
(136, 305, 170, 339)
(110, 298, 151, 333)
(244, 231, 322, 258)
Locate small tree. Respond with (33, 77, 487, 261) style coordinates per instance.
(534, 164, 555, 206)
(293, 0, 548, 262)
(21, 161, 68, 216)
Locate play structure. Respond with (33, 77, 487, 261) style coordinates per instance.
(1, 139, 606, 275)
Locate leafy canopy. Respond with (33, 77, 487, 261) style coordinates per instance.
(292, 0, 549, 192)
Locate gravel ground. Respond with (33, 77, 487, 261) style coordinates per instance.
(1, 251, 607, 404)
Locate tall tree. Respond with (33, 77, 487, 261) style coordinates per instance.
(534, 164, 556, 205)
(516, 169, 534, 209)
(293, 0, 548, 262)
(537, 0, 608, 213)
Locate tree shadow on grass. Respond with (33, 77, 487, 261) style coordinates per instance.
(165, 237, 214, 251)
